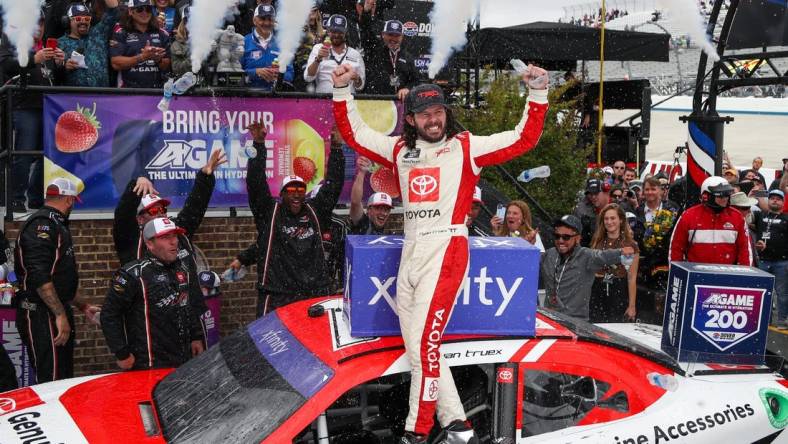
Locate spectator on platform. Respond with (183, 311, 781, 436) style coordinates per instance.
(467, 187, 490, 237)
(723, 167, 739, 184)
(241, 4, 294, 91)
(349, 157, 394, 235)
(730, 191, 760, 266)
(611, 160, 626, 185)
(740, 156, 766, 184)
(110, 0, 171, 88)
(670, 176, 752, 266)
(102, 217, 205, 370)
(246, 122, 344, 316)
(304, 14, 365, 93)
(58, 0, 120, 87)
(14, 179, 99, 383)
(231, 0, 277, 37)
(318, 0, 364, 48)
(45, 0, 88, 40)
(491, 200, 544, 251)
(589, 205, 639, 323)
(359, 11, 419, 99)
(154, 0, 178, 34)
(755, 190, 787, 327)
(169, 6, 194, 78)
(294, 6, 325, 91)
(541, 214, 635, 321)
(0, 15, 64, 214)
(575, 178, 609, 246)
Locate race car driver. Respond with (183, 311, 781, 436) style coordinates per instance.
(670, 176, 753, 265)
(332, 63, 549, 443)
(102, 217, 205, 370)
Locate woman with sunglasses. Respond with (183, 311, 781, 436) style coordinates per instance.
(109, 0, 171, 88)
(588, 203, 639, 322)
(490, 200, 544, 251)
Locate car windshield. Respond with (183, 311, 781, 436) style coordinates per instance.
(153, 312, 334, 443)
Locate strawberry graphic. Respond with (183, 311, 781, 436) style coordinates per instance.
(369, 164, 400, 198)
(293, 156, 317, 183)
(55, 103, 101, 153)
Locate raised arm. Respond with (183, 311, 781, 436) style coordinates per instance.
(332, 64, 398, 168)
(246, 123, 276, 230)
(469, 65, 550, 169)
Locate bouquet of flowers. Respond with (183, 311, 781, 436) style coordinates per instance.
(643, 209, 676, 251)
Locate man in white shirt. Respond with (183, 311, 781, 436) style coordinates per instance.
(304, 14, 365, 93)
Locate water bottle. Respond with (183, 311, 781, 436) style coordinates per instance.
(647, 372, 678, 391)
(620, 253, 634, 272)
(173, 71, 197, 95)
(510, 58, 528, 74)
(221, 266, 247, 282)
(157, 78, 175, 112)
(517, 165, 551, 182)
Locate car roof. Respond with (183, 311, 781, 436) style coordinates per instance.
(275, 297, 685, 374)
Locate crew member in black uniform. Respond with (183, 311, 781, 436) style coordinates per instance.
(102, 217, 205, 370)
(359, 15, 419, 100)
(246, 122, 344, 316)
(113, 149, 225, 344)
(755, 190, 788, 327)
(14, 178, 99, 383)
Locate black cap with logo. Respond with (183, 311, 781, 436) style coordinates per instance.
(405, 84, 446, 114)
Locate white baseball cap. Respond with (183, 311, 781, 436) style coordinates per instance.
(367, 192, 393, 207)
(602, 166, 614, 175)
(143, 217, 185, 241)
(472, 186, 483, 203)
(281, 175, 307, 190)
(137, 194, 171, 214)
(45, 178, 82, 202)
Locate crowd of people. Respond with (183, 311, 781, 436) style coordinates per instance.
(1, 0, 420, 214)
(561, 8, 629, 27)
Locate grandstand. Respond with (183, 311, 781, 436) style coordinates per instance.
(560, 0, 788, 98)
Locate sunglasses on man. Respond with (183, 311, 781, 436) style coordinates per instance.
(72, 16, 92, 23)
(553, 233, 576, 241)
(284, 185, 306, 193)
(143, 205, 168, 217)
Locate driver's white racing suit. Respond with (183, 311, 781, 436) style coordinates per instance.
(333, 85, 548, 435)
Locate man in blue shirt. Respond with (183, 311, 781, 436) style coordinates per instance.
(58, 0, 120, 87)
(240, 4, 294, 91)
(109, 0, 171, 88)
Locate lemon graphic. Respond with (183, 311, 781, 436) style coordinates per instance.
(44, 156, 85, 194)
(356, 100, 398, 135)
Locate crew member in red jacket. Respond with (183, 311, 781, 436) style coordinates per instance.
(670, 176, 752, 265)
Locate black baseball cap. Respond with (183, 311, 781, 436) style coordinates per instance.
(327, 14, 348, 33)
(554, 215, 582, 234)
(383, 20, 404, 35)
(405, 84, 446, 114)
(585, 178, 602, 194)
(255, 4, 275, 18)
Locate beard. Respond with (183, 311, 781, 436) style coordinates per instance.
(416, 123, 446, 144)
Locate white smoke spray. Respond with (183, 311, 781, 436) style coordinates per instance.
(0, 0, 45, 68)
(274, 0, 314, 73)
(657, 0, 719, 61)
(188, 0, 241, 72)
(427, 0, 479, 79)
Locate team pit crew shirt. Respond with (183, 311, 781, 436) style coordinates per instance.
(109, 28, 171, 88)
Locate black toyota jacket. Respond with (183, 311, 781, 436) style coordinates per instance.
(14, 207, 79, 306)
(102, 254, 204, 369)
(358, 10, 420, 95)
(247, 141, 344, 303)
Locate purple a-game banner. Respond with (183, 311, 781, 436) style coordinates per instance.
(43, 94, 403, 211)
(0, 308, 36, 388)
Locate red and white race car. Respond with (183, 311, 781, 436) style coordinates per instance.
(1, 297, 786, 443)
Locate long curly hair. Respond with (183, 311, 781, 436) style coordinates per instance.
(590, 203, 634, 249)
(402, 107, 462, 150)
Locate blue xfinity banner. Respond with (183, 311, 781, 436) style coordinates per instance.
(661, 262, 774, 365)
(343, 236, 540, 337)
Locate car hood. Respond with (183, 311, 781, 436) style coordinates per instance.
(0, 370, 171, 443)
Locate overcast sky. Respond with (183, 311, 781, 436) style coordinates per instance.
(479, 0, 581, 28)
